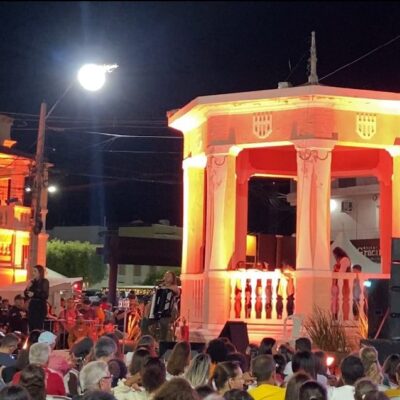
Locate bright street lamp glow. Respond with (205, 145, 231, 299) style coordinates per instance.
(25, 187, 31, 193)
(48, 185, 58, 194)
(77, 63, 118, 92)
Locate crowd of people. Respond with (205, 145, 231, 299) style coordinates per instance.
(0, 329, 398, 400)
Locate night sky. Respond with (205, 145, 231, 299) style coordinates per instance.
(0, 2, 400, 233)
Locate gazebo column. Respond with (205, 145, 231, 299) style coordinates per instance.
(294, 140, 335, 316)
(234, 167, 249, 269)
(379, 177, 392, 274)
(180, 155, 207, 325)
(203, 147, 238, 330)
(389, 148, 400, 267)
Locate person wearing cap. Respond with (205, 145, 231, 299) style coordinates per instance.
(8, 295, 28, 336)
(38, 331, 71, 379)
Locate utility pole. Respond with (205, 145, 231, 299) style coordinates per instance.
(28, 102, 47, 278)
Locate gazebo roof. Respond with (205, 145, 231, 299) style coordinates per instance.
(168, 84, 400, 134)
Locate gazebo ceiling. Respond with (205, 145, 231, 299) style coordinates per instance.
(243, 145, 390, 178)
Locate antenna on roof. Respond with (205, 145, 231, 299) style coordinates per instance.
(308, 31, 319, 85)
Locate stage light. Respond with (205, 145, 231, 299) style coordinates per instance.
(364, 280, 372, 288)
(330, 199, 338, 212)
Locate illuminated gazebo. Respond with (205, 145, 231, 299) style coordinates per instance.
(167, 84, 400, 341)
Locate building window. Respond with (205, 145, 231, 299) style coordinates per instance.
(119, 265, 126, 276)
(133, 265, 141, 277)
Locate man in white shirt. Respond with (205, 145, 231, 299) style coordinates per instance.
(329, 355, 365, 400)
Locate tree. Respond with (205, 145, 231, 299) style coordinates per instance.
(46, 239, 106, 286)
(142, 267, 181, 286)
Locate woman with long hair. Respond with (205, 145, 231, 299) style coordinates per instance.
(166, 341, 191, 380)
(360, 347, 385, 387)
(153, 377, 199, 400)
(382, 354, 400, 388)
(19, 365, 46, 400)
(284, 372, 311, 400)
(184, 353, 212, 388)
(258, 338, 277, 355)
(24, 265, 49, 331)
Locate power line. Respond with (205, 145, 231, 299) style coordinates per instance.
(320, 33, 400, 81)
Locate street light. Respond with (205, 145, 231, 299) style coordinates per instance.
(28, 63, 118, 275)
(47, 185, 58, 194)
(77, 64, 118, 92)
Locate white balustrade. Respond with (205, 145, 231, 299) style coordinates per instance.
(229, 269, 389, 324)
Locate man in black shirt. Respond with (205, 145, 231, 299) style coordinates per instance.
(8, 295, 28, 335)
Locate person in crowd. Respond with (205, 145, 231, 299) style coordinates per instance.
(385, 363, 400, 399)
(38, 331, 71, 378)
(354, 378, 378, 400)
(93, 336, 118, 364)
(115, 357, 166, 400)
(299, 381, 327, 400)
(382, 354, 400, 389)
(206, 339, 229, 377)
(8, 295, 28, 336)
(0, 333, 19, 368)
(285, 372, 311, 400)
(195, 385, 215, 399)
(0, 385, 31, 400)
(152, 377, 199, 400)
(78, 361, 113, 398)
(166, 341, 191, 380)
(184, 353, 212, 388)
(360, 347, 385, 388)
(291, 352, 320, 382)
(44, 301, 58, 332)
(124, 348, 151, 388)
(107, 358, 127, 389)
(226, 353, 249, 376)
(80, 299, 97, 321)
(19, 364, 46, 400)
(12, 342, 66, 396)
(278, 344, 294, 365)
(136, 335, 158, 357)
(212, 361, 244, 397)
(283, 338, 312, 377)
(248, 355, 285, 400)
(58, 297, 79, 349)
(0, 299, 10, 330)
(15, 329, 41, 371)
(258, 338, 277, 355)
(64, 337, 95, 397)
(328, 355, 365, 400)
(68, 315, 91, 348)
(223, 389, 253, 400)
(24, 265, 49, 331)
(274, 354, 287, 386)
(331, 247, 351, 320)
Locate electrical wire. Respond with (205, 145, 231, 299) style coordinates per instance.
(319, 33, 400, 81)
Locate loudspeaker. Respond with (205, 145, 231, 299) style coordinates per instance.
(219, 321, 249, 354)
(361, 339, 400, 365)
(158, 341, 206, 358)
(391, 238, 400, 262)
(367, 279, 389, 339)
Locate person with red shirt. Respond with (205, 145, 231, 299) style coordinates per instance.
(12, 342, 66, 396)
